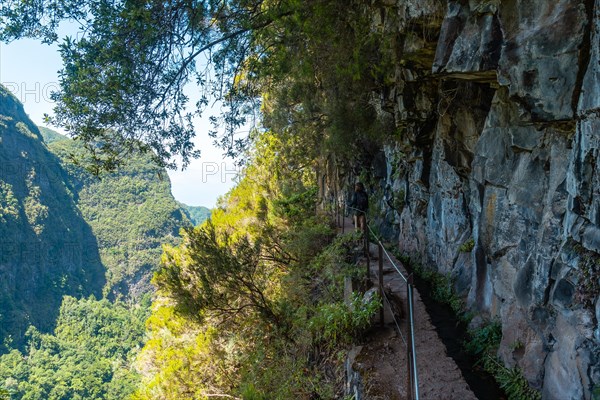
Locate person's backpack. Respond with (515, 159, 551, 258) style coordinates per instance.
(355, 191, 368, 211)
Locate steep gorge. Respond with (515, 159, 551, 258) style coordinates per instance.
(0, 85, 201, 350)
(47, 133, 189, 300)
(0, 87, 105, 347)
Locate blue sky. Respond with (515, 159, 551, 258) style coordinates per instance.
(0, 37, 238, 208)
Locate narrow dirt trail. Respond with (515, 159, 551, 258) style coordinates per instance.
(340, 217, 477, 400)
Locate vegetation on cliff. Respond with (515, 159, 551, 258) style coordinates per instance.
(133, 131, 377, 399)
(0, 87, 105, 349)
(0, 124, 196, 398)
(0, 116, 198, 400)
(38, 127, 68, 144)
(47, 135, 189, 299)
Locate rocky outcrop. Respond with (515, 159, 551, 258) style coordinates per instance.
(331, 0, 600, 398)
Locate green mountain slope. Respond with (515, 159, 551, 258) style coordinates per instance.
(0, 84, 192, 348)
(0, 84, 214, 400)
(0, 86, 105, 349)
(47, 138, 190, 299)
(0, 89, 194, 399)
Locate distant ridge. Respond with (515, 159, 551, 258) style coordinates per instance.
(38, 126, 68, 144)
(178, 202, 211, 226)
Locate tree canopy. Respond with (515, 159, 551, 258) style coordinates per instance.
(0, 0, 387, 170)
(0, 296, 149, 400)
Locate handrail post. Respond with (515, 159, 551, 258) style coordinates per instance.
(335, 193, 339, 228)
(364, 218, 370, 280)
(407, 275, 413, 400)
(378, 242, 384, 327)
(342, 202, 345, 234)
(337, 198, 341, 229)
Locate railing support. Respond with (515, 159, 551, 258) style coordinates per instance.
(337, 198, 341, 229)
(342, 202, 346, 234)
(407, 278, 413, 400)
(378, 242, 384, 327)
(364, 219, 369, 280)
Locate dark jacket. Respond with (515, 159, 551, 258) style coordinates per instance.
(350, 190, 368, 215)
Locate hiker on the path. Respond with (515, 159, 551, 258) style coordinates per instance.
(349, 182, 368, 232)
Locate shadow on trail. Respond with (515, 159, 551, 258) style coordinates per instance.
(407, 268, 507, 400)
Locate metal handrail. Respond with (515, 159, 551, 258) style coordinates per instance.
(343, 202, 420, 400)
(407, 281, 420, 400)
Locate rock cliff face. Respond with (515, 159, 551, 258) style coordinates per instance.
(0, 87, 105, 347)
(337, 1, 600, 398)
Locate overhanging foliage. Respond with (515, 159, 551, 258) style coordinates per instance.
(0, 0, 387, 170)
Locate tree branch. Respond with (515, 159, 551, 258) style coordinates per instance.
(157, 9, 295, 109)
